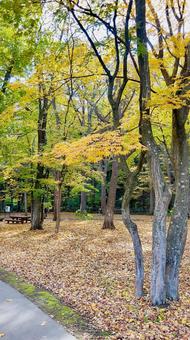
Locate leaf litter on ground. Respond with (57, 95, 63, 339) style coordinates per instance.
(0, 214, 190, 339)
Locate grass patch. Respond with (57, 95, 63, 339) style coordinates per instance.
(0, 268, 111, 338)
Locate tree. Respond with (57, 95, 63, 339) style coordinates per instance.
(135, 0, 190, 305)
(59, 0, 137, 229)
(147, 0, 190, 301)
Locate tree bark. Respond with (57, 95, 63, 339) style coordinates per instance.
(135, 0, 171, 305)
(31, 163, 44, 230)
(188, 179, 190, 218)
(53, 190, 57, 221)
(151, 152, 171, 305)
(121, 153, 145, 298)
(55, 181, 62, 233)
(102, 158, 118, 229)
(166, 107, 190, 300)
(31, 196, 43, 230)
(80, 191, 87, 212)
(24, 192, 28, 215)
(31, 88, 48, 230)
(53, 170, 62, 221)
(149, 185, 155, 215)
(122, 201, 144, 298)
(100, 160, 108, 215)
(148, 154, 155, 215)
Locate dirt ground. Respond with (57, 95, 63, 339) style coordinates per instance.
(0, 214, 190, 339)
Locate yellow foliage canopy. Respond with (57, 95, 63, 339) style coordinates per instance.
(49, 130, 141, 166)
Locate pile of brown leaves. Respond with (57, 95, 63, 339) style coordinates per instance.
(0, 214, 190, 339)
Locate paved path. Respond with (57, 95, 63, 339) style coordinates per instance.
(0, 281, 75, 340)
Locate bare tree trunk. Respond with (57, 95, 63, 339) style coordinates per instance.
(102, 158, 118, 229)
(80, 191, 87, 212)
(149, 186, 155, 215)
(31, 163, 44, 230)
(100, 160, 108, 214)
(31, 196, 43, 230)
(122, 202, 144, 297)
(148, 154, 155, 215)
(121, 153, 145, 297)
(31, 90, 48, 230)
(150, 152, 171, 305)
(24, 192, 27, 216)
(55, 182, 62, 233)
(188, 180, 190, 218)
(53, 170, 62, 221)
(53, 190, 57, 221)
(135, 0, 171, 305)
(166, 107, 190, 300)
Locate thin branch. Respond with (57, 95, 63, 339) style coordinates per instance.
(70, 9, 111, 77)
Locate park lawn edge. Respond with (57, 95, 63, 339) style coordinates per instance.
(0, 267, 112, 339)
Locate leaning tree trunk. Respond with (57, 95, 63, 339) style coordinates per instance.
(121, 153, 145, 297)
(102, 158, 118, 229)
(166, 107, 190, 300)
(122, 197, 144, 298)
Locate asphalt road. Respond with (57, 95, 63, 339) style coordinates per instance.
(0, 281, 75, 340)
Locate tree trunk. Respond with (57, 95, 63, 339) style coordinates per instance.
(135, 0, 171, 305)
(166, 107, 189, 300)
(53, 171, 61, 221)
(53, 190, 57, 221)
(121, 158, 145, 297)
(31, 88, 48, 230)
(100, 160, 107, 215)
(122, 203, 144, 298)
(102, 158, 118, 229)
(55, 182, 62, 233)
(80, 191, 87, 212)
(24, 192, 28, 215)
(149, 185, 155, 215)
(31, 165, 44, 230)
(10, 194, 13, 212)
(149, 154, 155, 215)
(150, 152, 171, 305)
(188, 179, 190, 218)
(31, 196, 43, 230)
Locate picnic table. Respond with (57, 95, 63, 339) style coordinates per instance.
(5, 215, 31, 224)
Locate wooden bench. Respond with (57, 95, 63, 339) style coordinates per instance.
(5, 219, 17, 224)
(5, 216, 31, 224)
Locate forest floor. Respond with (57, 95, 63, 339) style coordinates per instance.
(0, 214, 190, 339)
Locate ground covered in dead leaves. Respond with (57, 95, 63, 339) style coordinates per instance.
(0, 214, 190, 339)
